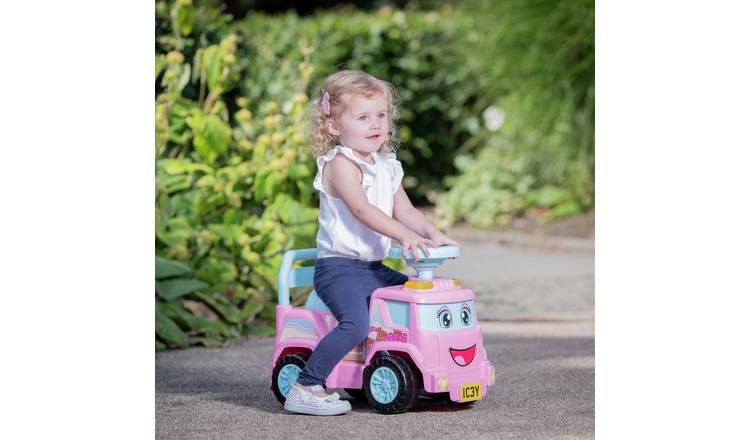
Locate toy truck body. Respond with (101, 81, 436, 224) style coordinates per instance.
(269, 247, 496, 413)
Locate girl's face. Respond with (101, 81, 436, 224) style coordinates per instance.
(326, 94, 388, 160)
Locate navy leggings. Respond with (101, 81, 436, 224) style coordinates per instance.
(295, 257, 409, 386)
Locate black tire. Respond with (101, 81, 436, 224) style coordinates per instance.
(344, 388, 367, 401)
(271, 352, 325, 404)
(363, 355, 420, 414)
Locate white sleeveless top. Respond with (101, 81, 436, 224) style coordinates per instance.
(313, 145, 404, 261)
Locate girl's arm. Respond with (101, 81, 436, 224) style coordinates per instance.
(326, 154, 434, 260)
(392, 185, 460, 247)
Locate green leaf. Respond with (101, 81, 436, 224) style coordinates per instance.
(156, 217, 192, 247)
(222, 209, 244, 225)
(531, 185, 571, 208)
(156, 278, 208, 300)
(172, 3, 195, 37)
(197, 257, 238, 284)
(157, 174, 192, 194)
(202, 45, 223, 93)
(194, 291, 242, 324)
(288, 163, 311, 180)
(252, 166, 273, 202)
(272, 194, 317, 225)
(155, 55, 167, 80)
(187, 109, 232, 165)
(177, 64, 191, 94)
(240, 298, 264, 321)
(156, 256, 193, 279)
(189, 336, 228, 348)
(541, 200, 581, 224)
(157, 158, 214, 175)
(245, 324, 276, 336)
(259, 302, 276, 321)
(160, 300, 229, 337)
(156, 303, 188, 347)
(263, 171, 279, 201)
(208, 224, 242, 247)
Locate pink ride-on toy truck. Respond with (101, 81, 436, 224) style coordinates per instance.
(268, 245, 496, 414)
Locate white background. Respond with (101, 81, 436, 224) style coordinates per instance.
(1, 1, 749, 438)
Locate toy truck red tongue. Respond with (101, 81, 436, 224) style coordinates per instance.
(449, 344, 477, 366)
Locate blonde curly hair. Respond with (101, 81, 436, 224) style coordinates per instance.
(309, 69, 401, 157)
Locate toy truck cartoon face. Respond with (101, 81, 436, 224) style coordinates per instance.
(363, 280, 494, 403)
(366, 282, 482, 370)
(415, 301, 479, 366)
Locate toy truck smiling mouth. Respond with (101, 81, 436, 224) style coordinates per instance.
(450, 345, 476, 366)
(269, 245, 496, 414)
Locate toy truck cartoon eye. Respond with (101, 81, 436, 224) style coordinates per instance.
(416, 301, 477, 331)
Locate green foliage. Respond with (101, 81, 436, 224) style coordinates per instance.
(436, 0, 595, 226)
(155, 255, 276, 350)
(156, 257, 217, 349)
(156, 0, 318, 349)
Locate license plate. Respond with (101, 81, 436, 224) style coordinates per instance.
(460, 382, 482, 401)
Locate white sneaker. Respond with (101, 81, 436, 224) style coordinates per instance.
(283, 383, 352, 416)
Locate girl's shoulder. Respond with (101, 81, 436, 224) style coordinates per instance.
(376, 149, 402, 169)
(376, 150, 404, 191)
(314, 145, 377, 194)
(318, 145, 376, 169)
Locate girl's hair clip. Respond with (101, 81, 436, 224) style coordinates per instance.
(321, 91, 331, 116)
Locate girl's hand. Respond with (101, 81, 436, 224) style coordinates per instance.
(427, 231, 460, 247)
(399, 230, 437, 261)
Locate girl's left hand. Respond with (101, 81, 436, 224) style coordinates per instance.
(428, 231, 460, 247)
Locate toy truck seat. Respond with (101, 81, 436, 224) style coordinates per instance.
(277, 248, 332, 313)
(303, 289, 331, 313)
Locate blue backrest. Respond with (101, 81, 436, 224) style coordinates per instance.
(277, 248, 318, 305)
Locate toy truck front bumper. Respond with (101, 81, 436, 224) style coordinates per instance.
(422, 360, 496, 402)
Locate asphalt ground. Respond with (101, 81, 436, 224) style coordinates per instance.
(156, 229, 594, 439)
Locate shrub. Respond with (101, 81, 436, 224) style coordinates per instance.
(156, 0, 318, 348)
(435, 0, 595, 226)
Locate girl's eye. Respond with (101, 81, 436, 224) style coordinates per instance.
(438, 310, 452, 328)
(358, 115, 367, 120)
(378, 113, 386, 118)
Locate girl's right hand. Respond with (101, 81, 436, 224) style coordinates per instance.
(399, 230, 436, 261)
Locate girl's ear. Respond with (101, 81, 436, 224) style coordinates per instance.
(325, 118, 340, 136)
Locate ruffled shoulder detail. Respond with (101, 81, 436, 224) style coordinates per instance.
(380, 151, 404, 194)
(313, 145, 377, 194)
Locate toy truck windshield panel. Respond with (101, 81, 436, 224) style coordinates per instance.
(417, 301, 476, 332)
(370, 300, 384, 326)
(384, 300, 410, 328)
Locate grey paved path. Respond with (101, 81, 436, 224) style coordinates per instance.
(443, 226, 594, 321)
(156, 230, 595, 439)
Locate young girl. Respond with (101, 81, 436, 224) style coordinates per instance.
(283, 70, 459, 416)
